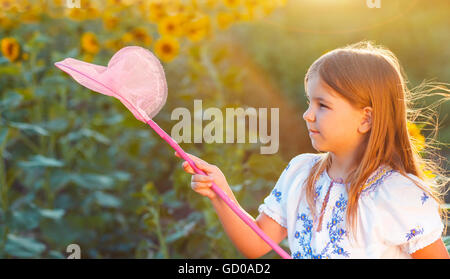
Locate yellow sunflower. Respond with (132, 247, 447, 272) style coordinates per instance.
(419, 163, 436, 181)
(217, 12, 236, 30)
(184, 15, 211, 42)
(103, 12, 120, 30)
(131, 27, 153, 46)
(0, 0, 15, 11)
(104, 38, 125, 52)
(121, 32, 134, 44)
(407, 121, 425, 152)
(0, 16, 16, 30)
(148, 1, 167, 23)
(158, 15, 184, 37)
(81, 32, 100, 54)
(154, 36, 180, 63)
(65, 6, 85, 21)
(223, 0, 240, 8)
(261, 1, 277, 16)
(1, 37, 21, 62)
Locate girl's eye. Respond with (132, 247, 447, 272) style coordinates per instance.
(306, 99, 328, 109)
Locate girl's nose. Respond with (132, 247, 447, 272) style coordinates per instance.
(303, 107, 315, 122)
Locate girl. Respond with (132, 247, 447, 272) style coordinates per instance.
(176, 41, 449, 259)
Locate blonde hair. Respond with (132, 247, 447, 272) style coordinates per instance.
(303, 41, 449, 237)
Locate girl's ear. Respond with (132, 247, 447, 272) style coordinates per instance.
(358, 107, 372, 134)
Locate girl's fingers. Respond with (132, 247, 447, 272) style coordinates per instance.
(191, 181, 213, 191)
(180, 156, 215, 175)
(175, 151, 208, 166)
(191, 174, 212, 183)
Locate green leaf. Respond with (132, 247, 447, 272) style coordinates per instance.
(4, 234, 46, 258)
(41, 118, 68, 133)
(111, 171, 131, 182)
(40, 208, 65, 220)
(11, 209, 41, 231)
(0, 91, 23, 111)
(0, 64, 20, 75)
(63, 128, 110, 144)
(18, 155, 65, 168)
(70, 173, 115, 190)
(0, 127, 9, 147)
(93, 191, 122, 208)
(8, 121, 49, 136)
(165, 221, 197, 244)
(48, 250, 65, 259)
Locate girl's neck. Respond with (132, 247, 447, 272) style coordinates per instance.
(328, 150, 360, 182)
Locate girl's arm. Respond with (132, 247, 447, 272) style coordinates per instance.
(176, 151, 287, 258)
(411, 238, 450, 259)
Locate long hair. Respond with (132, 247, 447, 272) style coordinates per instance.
(303, 41, 448, 237)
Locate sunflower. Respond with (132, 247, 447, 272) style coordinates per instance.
(261, 1, 277, 16)
(65, 6, 85, 21)
(223, 0, 240, 8)
(158, 15, 184, 37)
(407, 121, 425, 152)
(0, 0, 15, 11)
(154, 36, 180, 63)
(148, 1, 167, 23)
(81, 32, 100, 54)
(131, 27, 153, 46)
(184, 15, 211, 42)
(1, 37, 21, 62)
(104, 38, 125, 52)
(0, 16, 16, 30)
(217, 12, 236, 30)
(121, 32, 135, 44)
(419, 163, 436, 181)
(103, 12, 120, 30)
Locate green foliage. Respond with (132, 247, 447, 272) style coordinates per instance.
(0, 15, 290, 258)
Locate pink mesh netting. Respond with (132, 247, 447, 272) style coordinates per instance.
(54, 46, 167, 122)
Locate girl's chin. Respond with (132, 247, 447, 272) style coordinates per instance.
(311, 140, 328, 153)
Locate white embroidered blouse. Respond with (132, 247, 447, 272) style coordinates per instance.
(258, 153, 444, 259)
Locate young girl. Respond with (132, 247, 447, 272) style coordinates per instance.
(176, 41, 449, 259)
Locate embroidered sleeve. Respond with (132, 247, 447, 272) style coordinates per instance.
(257, 153, 318, 229)
(257, 162, 290, 228)
(373, 173, 444, 254)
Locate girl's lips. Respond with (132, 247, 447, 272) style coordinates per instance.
(308, 129, 320, 136)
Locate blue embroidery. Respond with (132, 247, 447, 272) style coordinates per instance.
(292, 193, 350, 259)
(420, 192, 429, 205)
(271, 188, 282, 202)
(285, 163, 290, 171)
(405, 227, 424, 241)
(326, 194, 349, 257)
(361, 167, 396, 195)
(314, 184, 323, 201)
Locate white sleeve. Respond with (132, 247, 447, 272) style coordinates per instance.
(258, 153, 317, 228)
(374, 173, 444, 254)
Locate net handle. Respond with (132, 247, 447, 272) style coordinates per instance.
(145, 118, 291, 259)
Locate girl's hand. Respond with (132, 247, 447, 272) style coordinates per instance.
(175, 151, 230, 200)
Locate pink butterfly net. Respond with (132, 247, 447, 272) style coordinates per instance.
(54, 46, 291, 259)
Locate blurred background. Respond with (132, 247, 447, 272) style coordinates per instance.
(0, 0, 448, 258)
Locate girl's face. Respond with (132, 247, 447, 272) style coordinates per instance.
(303, 74, 371, 155)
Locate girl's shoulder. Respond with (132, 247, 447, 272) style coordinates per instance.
(359, 166, 443, 254)
(284, 152, 322, 173)
(360, 165, 436, 208)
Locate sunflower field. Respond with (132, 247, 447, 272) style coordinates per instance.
(0, 0, 449, 258)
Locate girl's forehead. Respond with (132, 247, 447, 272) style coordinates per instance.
(306, 76, 340, 100)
